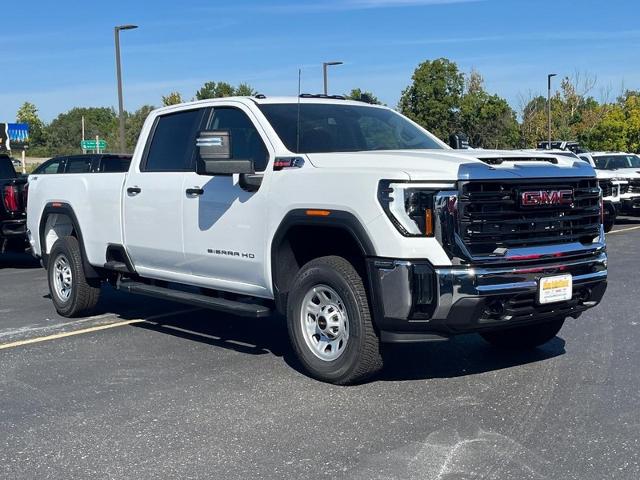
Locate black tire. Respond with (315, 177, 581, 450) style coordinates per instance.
(480, 318, 565, 349)
(287, 256, 383, 385)
(603, 202, 616, 233)
(48, 236, 100, 317)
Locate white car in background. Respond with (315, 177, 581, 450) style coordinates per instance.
(578, 152, 640, 216)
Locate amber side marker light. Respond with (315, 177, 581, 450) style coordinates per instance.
(306, 209, 331, 217)
(424, 208, 435, 237)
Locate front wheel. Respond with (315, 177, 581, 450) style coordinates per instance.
(48, 236, 101, 317)
(480, 318, 565, 349)
(287, 256, 383, 385)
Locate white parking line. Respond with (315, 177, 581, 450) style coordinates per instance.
(609, 225, 640, 234)
(0, 308, 200, 351)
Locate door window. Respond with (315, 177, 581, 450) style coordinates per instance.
(143, 109, 206, 172)
(207, 107, 269, 172)
(64, 156, 93, 173)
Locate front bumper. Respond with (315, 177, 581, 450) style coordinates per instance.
(368, 251, 607, 342)
(619, 196, 640, 215)
(0, 219, 27, 239)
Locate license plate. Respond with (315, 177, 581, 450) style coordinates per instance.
(538, 274, 573, 304)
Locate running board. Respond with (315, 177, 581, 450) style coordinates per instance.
(117, 279, 271, 318)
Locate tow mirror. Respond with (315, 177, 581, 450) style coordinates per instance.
(196, 130, 254, 175)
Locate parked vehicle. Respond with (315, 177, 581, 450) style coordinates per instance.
(0, 154, 27, 252)
(578, 152, 640, 216)
(32, 154, 132, 175)
(27, 96, 608, 384)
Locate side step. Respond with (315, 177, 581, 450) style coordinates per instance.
(104, 261, 130, 273)
(117, 279, 271, 318)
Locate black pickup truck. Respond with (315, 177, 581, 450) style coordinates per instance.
(0, 154, 27, 252)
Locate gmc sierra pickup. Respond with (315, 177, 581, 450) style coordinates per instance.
(26, 96, 608, 384)
(1, 154, 27, 252)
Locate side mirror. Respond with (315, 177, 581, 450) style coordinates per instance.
(196, 130, 255, 175)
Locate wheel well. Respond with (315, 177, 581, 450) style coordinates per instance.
(272, 225, 368, 313)
(42, 213, 76, 256)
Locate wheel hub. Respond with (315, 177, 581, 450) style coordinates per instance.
(52, 254, 73, 302)
(300, 285, 350, 361)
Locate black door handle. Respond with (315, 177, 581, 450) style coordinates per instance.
(127, 186, 142, 195)
(186, 187, 204, 196)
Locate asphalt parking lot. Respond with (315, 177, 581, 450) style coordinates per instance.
(1, 220, 640, 480)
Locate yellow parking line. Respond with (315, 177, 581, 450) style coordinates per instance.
(0, 319, 146, 350)
(0, 308, 200, 351)
(608, 225, 640, 234)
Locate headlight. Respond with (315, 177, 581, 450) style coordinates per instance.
(378, 181, 455, 237)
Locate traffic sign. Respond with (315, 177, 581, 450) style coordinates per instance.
(81, 139, 107, 150)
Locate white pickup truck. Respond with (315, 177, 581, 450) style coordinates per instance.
(27, 96, 608, 384)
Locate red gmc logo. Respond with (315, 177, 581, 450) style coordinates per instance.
(520, 189, 574, 207)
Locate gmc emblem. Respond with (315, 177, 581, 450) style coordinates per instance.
(520, 189, 574, 207)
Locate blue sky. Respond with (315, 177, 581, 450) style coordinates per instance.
(2, 0, 639, 122)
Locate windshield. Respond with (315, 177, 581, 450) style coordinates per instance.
(259, 103, 445, 153)
(594, 155, 640, 170)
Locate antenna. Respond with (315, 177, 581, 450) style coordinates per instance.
(296, 68, 301, 153)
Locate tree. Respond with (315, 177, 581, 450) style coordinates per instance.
(398, 58, 464, 140)
(46, 107, 118, 156)
(459, 73, 518, 148)
(16, 102, 47, 154)
(195, 81, 235, 100)
(235, 83, 257, 96)
(162, 92, 183, 106)
(346, 88, 381, 105)
(126, 105, 155, 151)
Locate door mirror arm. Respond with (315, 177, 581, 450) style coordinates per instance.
(239, 173, 263, 192)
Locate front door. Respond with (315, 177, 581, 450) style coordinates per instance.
(181, 105, 272, 296)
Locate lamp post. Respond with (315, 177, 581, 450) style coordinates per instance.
(115, 24, 138, 153)
(547, 73, 557, 149)
(322, 61, 343, 96)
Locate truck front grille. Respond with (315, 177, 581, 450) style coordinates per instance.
(598, 179, 613, 198)
(628, 179, 640, 194)
(458, 178, 601, 256)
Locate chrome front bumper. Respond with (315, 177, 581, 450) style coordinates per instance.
(368, 250, 608, 339)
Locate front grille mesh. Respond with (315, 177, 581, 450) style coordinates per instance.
(628, 179, 640, 194)
(458, 178, 601, 256)
(599, 179, 613, 198)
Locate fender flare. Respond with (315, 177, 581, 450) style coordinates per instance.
(270, 209, 376, 311)
(38, 203, 100, 279)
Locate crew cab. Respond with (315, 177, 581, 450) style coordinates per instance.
(26, 96, 608, 384)
(0, 154, 27, 252)
(578, 152, 640, 216)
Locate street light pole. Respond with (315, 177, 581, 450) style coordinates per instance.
(547, 73, 557, 149)
(114, 24, 138, 153)
(322, 61, 343, 96)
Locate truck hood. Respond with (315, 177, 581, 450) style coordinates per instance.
(602, 168, 640, 179)
(305, 149, 596, 181)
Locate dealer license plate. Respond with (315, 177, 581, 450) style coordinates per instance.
(538, 274, 573, 304)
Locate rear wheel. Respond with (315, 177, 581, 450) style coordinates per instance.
(480, 318, 565, 349)
(48, 236, 100, 317)
(287, 256, 383, 385)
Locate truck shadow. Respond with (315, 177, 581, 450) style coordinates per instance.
(0, 251, 40, 269)
(129, 309, 565, 382)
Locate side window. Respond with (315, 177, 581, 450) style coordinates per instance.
(65, 156, 92, 173)
(100, 155, 131, 173)
(37, 159, 64, 174)
(207, 107, 269, 172)
(143, 109, 206, 172)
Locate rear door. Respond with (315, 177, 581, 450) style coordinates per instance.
(123, 107, 208, 276)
